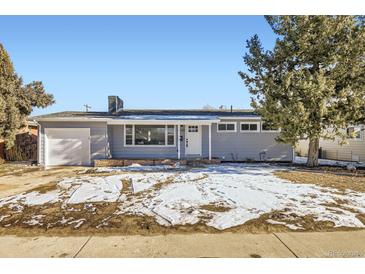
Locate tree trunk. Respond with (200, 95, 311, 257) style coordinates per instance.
(307, 137, 319, 167)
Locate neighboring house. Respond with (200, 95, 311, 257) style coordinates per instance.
(32, 96, 293, 166)
(296, 125, 365, 162)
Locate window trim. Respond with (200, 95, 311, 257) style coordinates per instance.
(124, 124, 134, 146)
(347, 126, 363, 141)
(217, 122, 237, 133)
(240, 122, 260, 133)
(124, 124, 176, 147)
(261, 122, 280, 133)
(166, 125, 175, 145)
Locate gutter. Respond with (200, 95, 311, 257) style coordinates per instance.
(34, 118, 109, 122)
(35, 116, 260, 123)
(219, 116, 261, 120)
(34, 117, 221, 124)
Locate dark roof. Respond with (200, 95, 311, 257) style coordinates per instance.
(31, 109, 259, 120)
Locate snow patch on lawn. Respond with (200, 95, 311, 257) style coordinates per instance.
(63, 175, 123, 204)
(23, 215, 44, 226)
(68, 218, 86, 229)
(0, 190, 62, 207)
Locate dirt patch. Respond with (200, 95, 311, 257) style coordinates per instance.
(0, 185, 13, 191)
(201, 203, 231, 212)
(189, 174, 209, 182)
(357, 214, 365, 225)
(274, 170, 365, 193)
(0, 164, 91, 198)
(77, 169, 125, 177)
(153, 177, 176, 190)
(0, 163, 40, 177)
(121, 179, 132, 195)
(26, 182, 58, 194)
(249, 254, 262, 258)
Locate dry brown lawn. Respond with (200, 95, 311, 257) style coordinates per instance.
(0, 163, 40, 177)
(1, 199, 363, 237)
(200, 203, 231, 212)
(0, 184, 14, 191)
(274, 169, 365, 193)
(0, 163, 90, 198)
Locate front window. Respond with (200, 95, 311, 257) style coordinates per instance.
(167, 125, 175, 145)
(217, 123, 236, 132)
(125, 125, 133, 145)
(240, 122, 259, 132)
(135, 125, 166, 145)
(125, 125, 175, 146)
(347, 126, 362, 140)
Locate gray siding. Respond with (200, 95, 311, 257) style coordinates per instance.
(202, 125, 209, 158)
(108, 122, 292, 161)
(39, 121, 108, 165)
(210, 121, 293, 161)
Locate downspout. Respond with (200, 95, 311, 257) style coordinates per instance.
(33, 120, 41, 166)
(105, 122, 111, 159)
(177, 124, 181, 160)
(104, 123, 107, 160)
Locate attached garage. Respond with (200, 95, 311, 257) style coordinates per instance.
(45, 128, 91, 166)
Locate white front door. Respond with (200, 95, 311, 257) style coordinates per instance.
(185, 125, 202, 156)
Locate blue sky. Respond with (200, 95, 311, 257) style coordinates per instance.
(0, 16, 276, 115)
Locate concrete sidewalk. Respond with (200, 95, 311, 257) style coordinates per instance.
(0, 231, 364, 258)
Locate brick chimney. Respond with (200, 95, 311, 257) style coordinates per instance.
(108, 96, 124, 115)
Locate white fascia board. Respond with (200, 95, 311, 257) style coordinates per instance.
(36, 118, 109, 122)
(219, 116, 261, 120)
(36, 117, 221, 125)
(107, 119, 219, 125)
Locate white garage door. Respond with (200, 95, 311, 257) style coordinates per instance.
(45, 128, 91, 166)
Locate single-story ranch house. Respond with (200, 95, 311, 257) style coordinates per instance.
(32, 96, 293, 166)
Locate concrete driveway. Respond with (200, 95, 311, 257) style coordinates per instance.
(0, 230, 364, 258)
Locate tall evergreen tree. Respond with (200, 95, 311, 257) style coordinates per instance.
(0, 43, 54, 149)
(239, 16, 365, 167)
